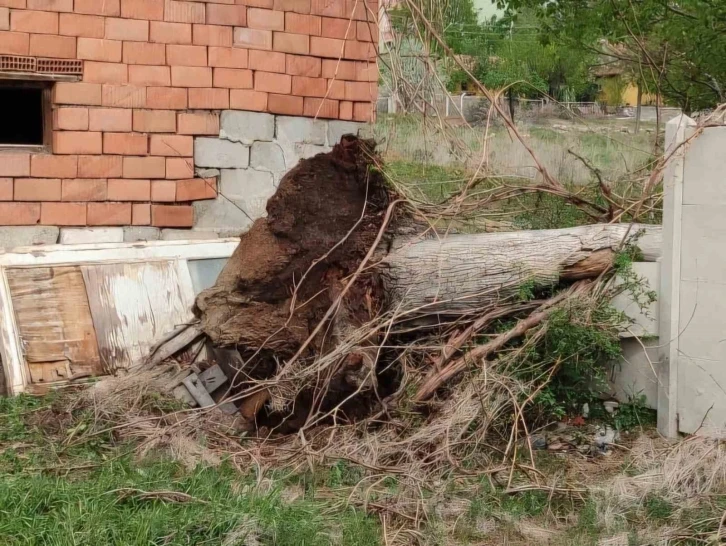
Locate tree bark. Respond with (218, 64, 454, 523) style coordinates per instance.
(380, 223, 661, 316)
(635, 82, 643, 134)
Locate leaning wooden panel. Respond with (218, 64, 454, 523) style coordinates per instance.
(81, 261, 195, 373)
(5, 267, 103, 385)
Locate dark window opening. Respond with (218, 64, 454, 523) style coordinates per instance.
(0, 86, 45, 146)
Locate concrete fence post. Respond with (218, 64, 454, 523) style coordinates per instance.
(658, 114, 696, 438)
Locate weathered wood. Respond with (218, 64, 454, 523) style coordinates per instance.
(382, 223, 661, 316)
(82, 261, 195, 372)
(6, 266, 102, 383)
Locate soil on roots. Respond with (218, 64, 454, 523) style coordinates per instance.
(195, 136, 397, 433)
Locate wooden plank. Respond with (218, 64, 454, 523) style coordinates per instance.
(82, 261, 195, 373)
(0, 266, 27, 395)
(0, 239, 239, 267)
(5, 267, 102, 384)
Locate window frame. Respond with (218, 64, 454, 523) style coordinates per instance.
(0, 79, 53, 153)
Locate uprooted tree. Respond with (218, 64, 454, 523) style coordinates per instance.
(191, 136, 662, 431)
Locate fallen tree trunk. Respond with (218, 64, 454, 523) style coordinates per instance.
(193, 138, 662, 423)
(382, 223, 661, 316)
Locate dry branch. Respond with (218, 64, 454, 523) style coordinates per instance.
(414, 282, 590, 401)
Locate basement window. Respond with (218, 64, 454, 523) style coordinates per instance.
(0, 82, 52, 152)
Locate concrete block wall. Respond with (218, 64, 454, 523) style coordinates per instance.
(192, 111, 362, 233)
(0, 0, 378, 242)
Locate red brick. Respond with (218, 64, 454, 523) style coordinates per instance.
(104, 132, 148, 155)
(344, 80, 374, 102)
(310, 36, 343, 58)
(171, 65, 212, 87)
(166, 158, 194, 179)
(108, 178, 150, 201)
(357, 20, 376, 42)
(292, 75, 326, 97)
(353, 101, 372, 122)
(77, 37, 121, 62)
(321, 17, 350, 39)
(83, 61, 128, 84)
(150, 21, 191, 44)
(356, 61, 377, 82)
(11, 10, 58, 34)
(303, 97, 338, 119)
(105, 17, 148, 42)
(206, 4, 246, 26)
(166, 44, 206, 66)
(121, 0, 164, 20)
(273, 31, 308, 54)
(132, 202, 150, 225)
(78, 155, 122, 178)
(129, 65, 170, 86)
(274, 0, 311, 13)
(176, 177, 216, 201)
(59, 13, 104, 38)
(325, 78, 345, 99)
(53, 131, 102, 154)
(87, 202, 131, 225)
(149, 134, 193, 157)
(339, 100, 353, 120)
(311, 0, 346, 17)
(213, 68, 252, 89)
(151, 180, 175, 201)
(0, 31, 30, 55)
(102, 84, 147, 108)
(0, 178, 12, 201)
(347, 0, 370, 21)
(40, 202, 85, 225)
(88, 107, 132, 132)
(229, 89, 268, 111)
(254, 71, 291, 94)
(248, 8, 284, 31)
(0, 153, 28, 177)
(53, 107, 89, 131)
(344, 39, 375, 61)
(164, 0, 205, 23)
(177, 111, 218, 135)
(123, 41, 166, 65)
(233, 27, 271, 50)
(123, 156, 165, 179)
(74, 0, 120, 16)
(146, 87, 187, 109)
(61, 179, 107, 201)
(208, 46, 248, 68)
(0, 202, 41, 225)
(267, 93, 302, 115)
(287, 54, 321, 77)
(190, 24, 231, 47)
(29, 33, 76, 58)
(242, 0, 275, 7)
(14, 178, 61, 201)
(286, 12, 320, 35)
(249, 48, 285, 73)
(151, 204, 193, 227)
(187, 87, 229, 109)
(30, 154, 78, 178)
(27, 0, 73, 12)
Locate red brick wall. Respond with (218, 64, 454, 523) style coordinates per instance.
(0, 0, 378, 228)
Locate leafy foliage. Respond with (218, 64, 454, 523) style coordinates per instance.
(498, 0, 726, 111)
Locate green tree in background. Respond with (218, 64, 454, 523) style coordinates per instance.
(497, 0, 726, 112)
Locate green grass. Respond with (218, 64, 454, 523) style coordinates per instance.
(0, 395, 381, 546)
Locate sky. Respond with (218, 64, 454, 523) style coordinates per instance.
(473, 0, 503, 20)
